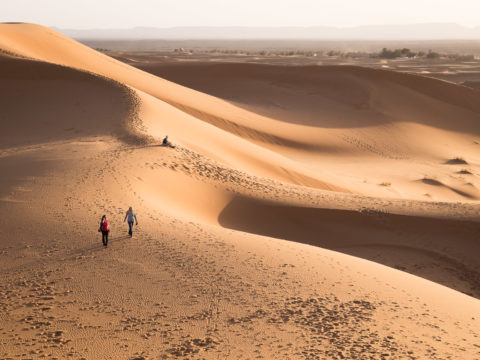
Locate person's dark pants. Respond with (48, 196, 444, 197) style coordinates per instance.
(128, 221, 134, 236)
(102, 230, 109, 246)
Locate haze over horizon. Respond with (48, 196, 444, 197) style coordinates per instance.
(2, 0, 480, 30)
(51, 23, 480, 40)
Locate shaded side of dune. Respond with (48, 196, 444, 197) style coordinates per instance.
(167, 100, 330, 151)
(142, 62, 480, 115)
(136, 62, 480, 132)
(219, 195, 480, 297)
(0, 56, 151, 148)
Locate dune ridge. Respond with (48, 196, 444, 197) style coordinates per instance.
(0, 23, 479, 359)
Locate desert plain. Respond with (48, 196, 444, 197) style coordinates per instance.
(0, 23, 480, 359)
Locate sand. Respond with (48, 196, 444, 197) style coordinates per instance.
(0, 23, 479, 359)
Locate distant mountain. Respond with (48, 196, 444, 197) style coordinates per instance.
(55, 23, 480, 40)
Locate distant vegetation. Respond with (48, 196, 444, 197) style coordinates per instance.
(376, 48, 446, 60)
(369, 48, 476, 61)
(447, 54, 475, 61)
(426, 50, 440, 59)
(378, 48, 416, 59)
(200, 49, 321, 57)
(170, 47, 478, 62)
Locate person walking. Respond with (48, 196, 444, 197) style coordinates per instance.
(124, 206, 138, 237)
(99, 215, 110, 247)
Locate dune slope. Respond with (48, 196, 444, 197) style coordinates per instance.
(0, 56, 142, 149)
(1, 23, 480, 199)
(136, 61, 480, 202)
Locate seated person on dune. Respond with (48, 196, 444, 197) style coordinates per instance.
(162, 135, 175, 148)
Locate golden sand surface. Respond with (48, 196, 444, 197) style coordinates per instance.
(0, 23, 479, 359)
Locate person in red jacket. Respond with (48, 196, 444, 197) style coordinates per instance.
(99, 215, 110, 247)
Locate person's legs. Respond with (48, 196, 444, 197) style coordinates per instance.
(128, 221, 133, 236)
(102, 231, 106, 246)
(105, 231, 109, 246)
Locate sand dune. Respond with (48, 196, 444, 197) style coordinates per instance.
(137, 62, 480, 129)
(219, 194, 480, 296)
(0, 23, 480, 359)
(1, 23, 479, 198)
(0, 56, 138, 149)
(137, 61, 480, 201)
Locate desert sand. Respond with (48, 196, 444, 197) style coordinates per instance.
(0, 23, 479, 359)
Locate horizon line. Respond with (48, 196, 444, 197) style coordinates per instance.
(48, 22, 480, 30)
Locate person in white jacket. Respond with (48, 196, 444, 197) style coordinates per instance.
(123, 206, 138, 237)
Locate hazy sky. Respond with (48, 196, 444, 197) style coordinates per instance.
(2, 0, 480, 29)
